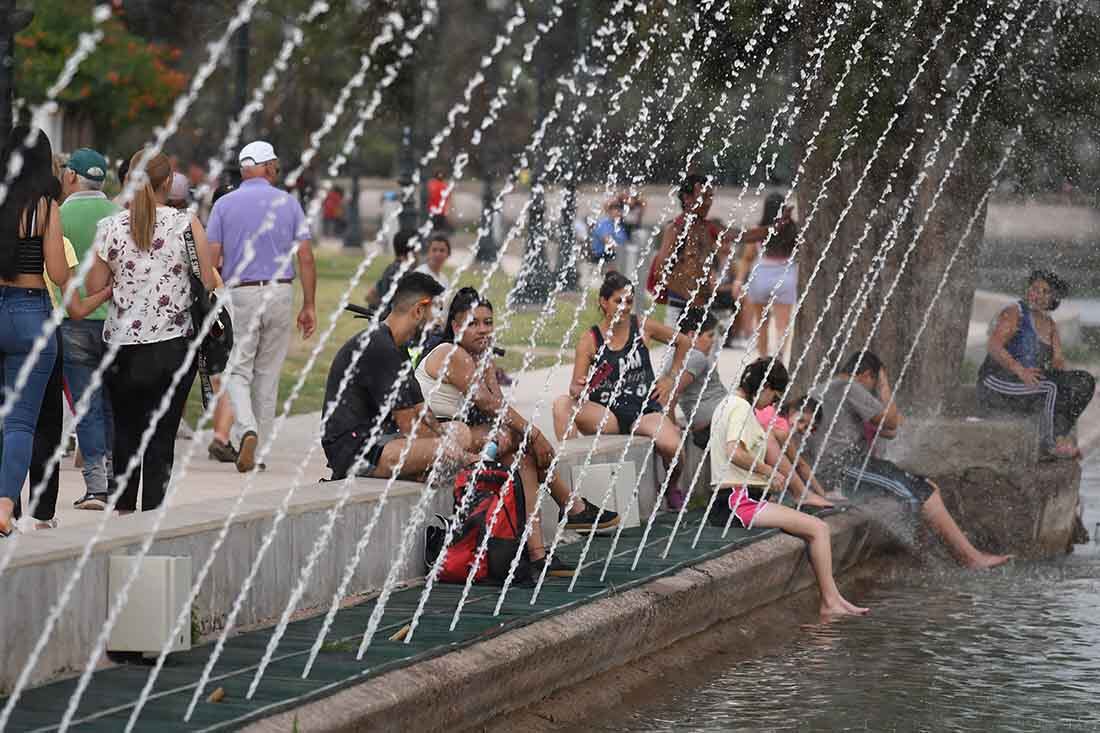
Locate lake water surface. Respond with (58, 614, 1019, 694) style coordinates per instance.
(601, 459, 1100, 732)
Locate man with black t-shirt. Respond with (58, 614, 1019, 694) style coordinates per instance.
(322, 272, 476, 479)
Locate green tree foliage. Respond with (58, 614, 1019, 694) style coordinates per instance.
(14, 0, 187, 150)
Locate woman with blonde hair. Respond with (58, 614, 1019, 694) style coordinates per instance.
(86, 150, 217, 512)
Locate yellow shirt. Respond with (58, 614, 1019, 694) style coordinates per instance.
(709, 393, 770, 487)
(45, 237, 80, 307)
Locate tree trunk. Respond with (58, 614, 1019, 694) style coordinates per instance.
(791, 0, 1009, 415)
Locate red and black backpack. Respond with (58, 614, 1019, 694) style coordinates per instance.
(427, 462, 531, 586)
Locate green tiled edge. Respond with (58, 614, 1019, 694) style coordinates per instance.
(7, 505, 837, 732)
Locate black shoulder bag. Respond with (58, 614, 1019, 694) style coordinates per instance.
(183, 226, 234, 408)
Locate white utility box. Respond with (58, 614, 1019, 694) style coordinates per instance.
(107, 555, 192, 654)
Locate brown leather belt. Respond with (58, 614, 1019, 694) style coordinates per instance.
(235, 278, 293, 287)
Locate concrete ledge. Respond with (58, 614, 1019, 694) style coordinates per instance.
(244, 498, 901, 733)
(2, 477, 449, 694)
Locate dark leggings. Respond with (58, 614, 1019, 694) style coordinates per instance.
(106, 338, 196, 512)
(13, 332, 64, 522)
(978, 368, 1096, 446)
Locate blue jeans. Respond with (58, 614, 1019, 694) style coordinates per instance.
(61, 318, 113, 494)
(0, 287, 57, 504)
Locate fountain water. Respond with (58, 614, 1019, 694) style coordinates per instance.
(489, 0, 749, 613)
(722, 0, 1013, 521)
(789, 1, 1039, 514)
(178, 3, 567, 715)
(404, 7, 665, 645)
(807, 4, 1046, 512)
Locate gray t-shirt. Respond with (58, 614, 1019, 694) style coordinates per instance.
(811, 377, 884, 467)
(675, 348, 729, 429)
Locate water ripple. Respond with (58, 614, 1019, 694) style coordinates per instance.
(607, 459, 1100, 732)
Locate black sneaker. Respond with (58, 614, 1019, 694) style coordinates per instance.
(208, 439, 238, 463)
(562, 498, 620, 532)
(531, 553, 575, 578)
(73, 493, 108, 511)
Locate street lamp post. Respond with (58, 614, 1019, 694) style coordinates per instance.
(0, 0, 34, 143)
(555, 0, 593, 292)
(514, 56, 551, 304)
(395, 0, 419, 239)
(476, 0, 508, 264)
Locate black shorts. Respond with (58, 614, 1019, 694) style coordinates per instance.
(607, 399, 663, 434)
(839, 455, 935, 508)
(323, 429, 401, 480)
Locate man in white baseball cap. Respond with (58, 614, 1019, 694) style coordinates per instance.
(238, 140, 278, 168)
(206, 140, 317, 472)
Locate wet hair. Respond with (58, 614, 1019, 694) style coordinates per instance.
(391, 271, 444, 312)
(677, 173, 709, 210)
(428, 232, 451, 255)
(599, 271, 634, 301)
(841, 350, 883, 378)
(1028, 269, 1068, 311)
(393, 228, 418, 258)
(739, 357, 789, 398)
(780, 395, 823, 428)
(442, 286, 494, 343)
(0, 126, 60, 280)
(128, 149, 173, 251)
(679, 307, 718, 335)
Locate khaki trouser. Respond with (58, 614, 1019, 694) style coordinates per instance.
(226, 283, 294, 453)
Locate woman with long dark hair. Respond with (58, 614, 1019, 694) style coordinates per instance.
(742, 193, 799, 359)
(0, 127, 110, 536)
(415, 287, 619, 577)
(86, 150, 217, 512)
(553, 272, 693, 508)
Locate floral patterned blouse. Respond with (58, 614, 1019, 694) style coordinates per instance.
(96, 206, 194, 345)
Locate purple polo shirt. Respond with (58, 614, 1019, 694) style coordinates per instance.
(206, 178, 311, 283)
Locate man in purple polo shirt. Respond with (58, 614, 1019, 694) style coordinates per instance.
(207, 140, 317, 472)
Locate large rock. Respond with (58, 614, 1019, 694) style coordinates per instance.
(882, 403, 1082, 558)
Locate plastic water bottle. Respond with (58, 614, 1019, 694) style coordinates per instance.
(481, 441, 499, 464)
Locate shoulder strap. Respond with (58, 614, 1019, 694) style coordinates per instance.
(182, 219, 201, 280)
(590, 325, 604, 348)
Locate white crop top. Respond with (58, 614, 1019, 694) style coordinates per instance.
(414, 343, 467, 419)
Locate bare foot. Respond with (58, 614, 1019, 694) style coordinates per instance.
(820, 598, 870, 618)
(964, 552, 1013, 570)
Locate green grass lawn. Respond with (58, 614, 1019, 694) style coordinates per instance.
(184, 250, 639, 425)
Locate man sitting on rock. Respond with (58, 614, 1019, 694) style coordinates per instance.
(322, 272, 477, 480)
(811, 351, 1011, 569)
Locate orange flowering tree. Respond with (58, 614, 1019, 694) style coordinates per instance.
(14, 0, 187, 143)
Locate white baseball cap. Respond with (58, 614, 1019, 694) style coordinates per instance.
(239, 140, 277, 166)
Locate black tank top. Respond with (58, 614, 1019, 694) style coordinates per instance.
(588, 316, 656, 412)
(4, 207, 46, 276)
